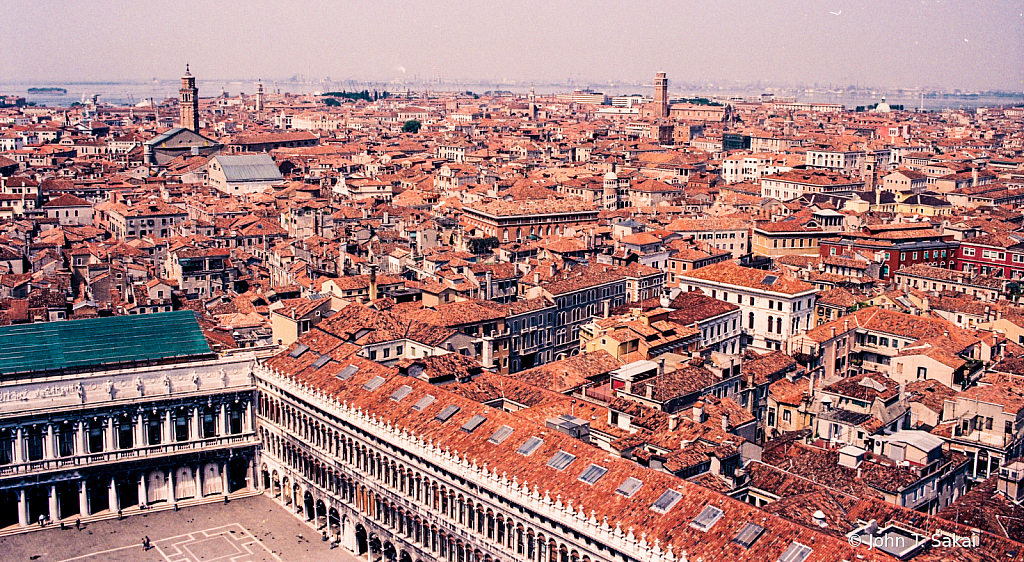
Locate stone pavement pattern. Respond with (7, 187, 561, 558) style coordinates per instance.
(0, 495, 361, 562)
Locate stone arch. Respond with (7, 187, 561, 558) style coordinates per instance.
(315, 498, 327, 529)
(303, 490, 315, 521)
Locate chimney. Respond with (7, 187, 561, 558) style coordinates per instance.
(481, 338, 493, 369)
(721, 413, 730, 431)
(922, 297, 930, 312)
(533, 272, 540, 284)
(692, 401, 705, 423)
(659, 357, 666, 377)
(874, 187, 880, 207)
(830, 326, 836, 338)
(603, 300, 610, 318)
(645, 383, 653, 400)
(668, 414, 679, 431)
(899, 383, 906, 402)
(369, 265, 378, 301)
(660, 292, 671, 308)
(972, 167, 979, 188)
(808, 370, 815, 398)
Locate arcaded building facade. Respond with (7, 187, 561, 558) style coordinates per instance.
(253, 338, 868, 562)
(0, 312, 259, 529)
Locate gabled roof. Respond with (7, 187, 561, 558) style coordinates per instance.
(211, 153, 284, 183)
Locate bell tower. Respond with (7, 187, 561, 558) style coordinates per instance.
(179, 64, 199, 132)
(653, 71, 669, 118)
(255, 81, 265, 112)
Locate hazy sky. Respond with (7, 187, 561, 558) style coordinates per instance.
(1, 0, 1021, 91)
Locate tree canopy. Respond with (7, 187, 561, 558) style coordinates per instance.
(402, 119, 422, 133)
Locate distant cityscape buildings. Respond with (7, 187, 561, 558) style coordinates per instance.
(0, 64, 1021, 561)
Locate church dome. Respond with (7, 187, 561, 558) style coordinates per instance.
(604, 171, 618, 181)
(874, 96, 891, 113)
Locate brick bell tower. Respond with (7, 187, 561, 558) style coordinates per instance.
(179, 64, 199, 132)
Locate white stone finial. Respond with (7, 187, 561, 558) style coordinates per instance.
(626, 526, 634, 542)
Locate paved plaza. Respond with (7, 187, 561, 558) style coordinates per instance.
(0, 495, 363, 562)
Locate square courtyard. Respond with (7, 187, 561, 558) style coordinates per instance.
(0, 495, 362, 562)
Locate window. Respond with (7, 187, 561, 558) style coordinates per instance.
(118, 418, 134, 448)
(615, 477, 643, 498)
(547, 450, 577, 471)
(175, 413, 189, 441)
(963, 247, 975, 256)
(202, 409, 216, 438)
(89, 421, 105, 453)
(148, 417, 162, 445)
(782, 410, 791, 423)
(229, 408, 242, 434)
(651, 490, 683, 514)
(690, 505, 724, 532)
(58, 425, 75, 457)
(917, 366, 927, 380)
(517, 437, 544, 456)
(578, 464, 608, 484)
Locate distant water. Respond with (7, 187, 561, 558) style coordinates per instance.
(3, 80, 1022, 111)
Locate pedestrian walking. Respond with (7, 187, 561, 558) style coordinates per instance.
(38, 514, 44, 527)
(145, 536, 151, 550)
(75, 518, 81, 531)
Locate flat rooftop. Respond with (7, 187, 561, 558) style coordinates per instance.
(0, 311, 214, 377)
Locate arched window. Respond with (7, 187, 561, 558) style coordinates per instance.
(767, 315, 773, 333)
(748, 312, 754, 329)
(776, 317, 783, 334)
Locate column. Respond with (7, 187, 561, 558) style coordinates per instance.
(221, 461, 229, 495)
(14, 427, 23, 464)
(45, 423, 55, 460)
(108, 476, 118, 513)
(17, 489, 27, 527)
(136, 414, 145, 448)
(139, 473, 148, 507)
(196, 464, 204, 497)
(192, 406, 201, 441)
(220, 403, 228, 436)
(249, 457, 258, 491)
(168, 468, 176, 504)
(106, 417, 116, 451)
(164, 410, 173, 444)
(243, 400, 252, 433)
(79, 480, 89, 517)
(49, 484, 58, 521)
(76, 421, 85, 456)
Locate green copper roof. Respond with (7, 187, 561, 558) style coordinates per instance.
(0, 311, 213, 376)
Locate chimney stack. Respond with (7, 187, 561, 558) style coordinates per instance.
(369, 265, 378, 301)
(692, 401, 705, 423)
(668, 414, 678, 431)
(721, 413, 730, 431)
